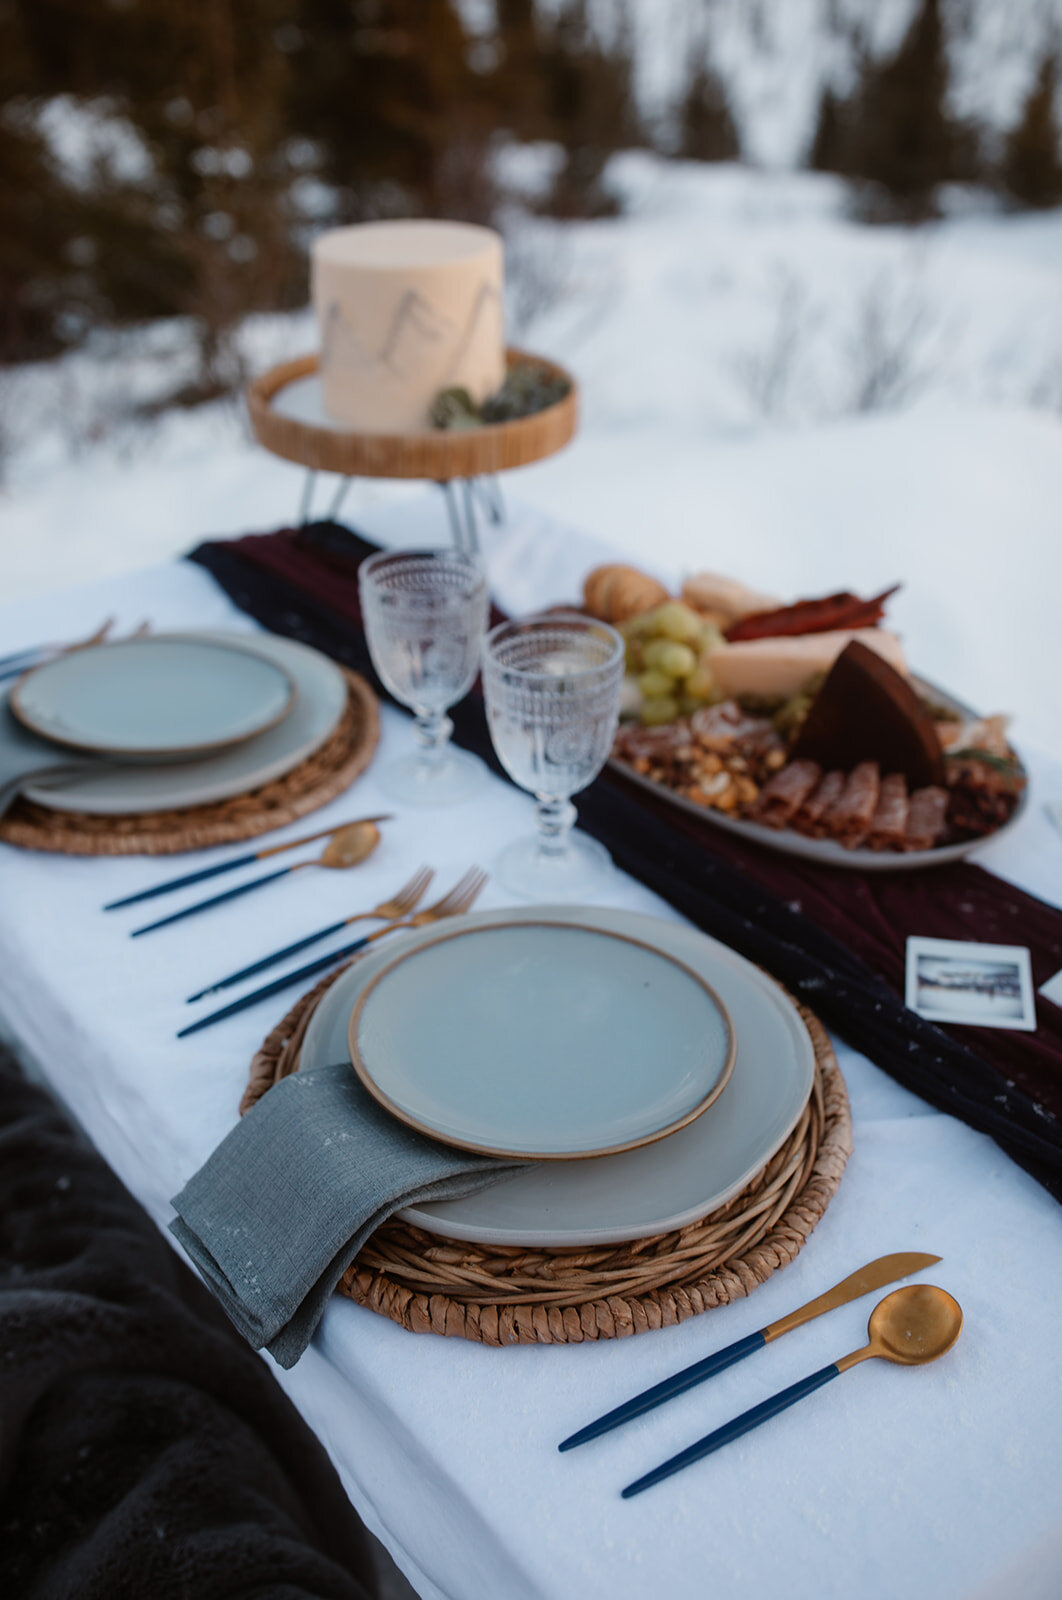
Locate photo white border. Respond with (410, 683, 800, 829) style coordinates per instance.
(905, 936, 1037, 1032)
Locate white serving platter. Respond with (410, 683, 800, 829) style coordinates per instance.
(612, 674, 1027, 871)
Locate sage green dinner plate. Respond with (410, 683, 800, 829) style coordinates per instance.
(346, 920, 736, 1160)
(304, 906, 816, 1246)
(12, 635, 294, 759)
(21, 632, 348, 815)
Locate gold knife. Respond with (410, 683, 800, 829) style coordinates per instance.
(558, 1251, 941, 1451)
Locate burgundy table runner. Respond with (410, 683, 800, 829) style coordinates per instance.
(189, 521, 1062, 1201)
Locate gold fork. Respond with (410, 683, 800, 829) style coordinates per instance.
(177, 869, 489, 1038)
(356, 866, 489, 950)
(186, 866, 436, 1001)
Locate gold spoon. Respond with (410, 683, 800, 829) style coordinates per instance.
(131, 820, 387, 937)
(310, 819, 383, 869)
(622, 1284, 963, 1497)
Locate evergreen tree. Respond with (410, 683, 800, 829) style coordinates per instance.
(539, 0, 641, 217)
(809, 86, 850, 174)
(288, 0, 477, 220)
(843, 0, 958, 217)
(677, 52, 740, 163)
(492, 0, 545, 138)
(1002, 53, 1062, 209)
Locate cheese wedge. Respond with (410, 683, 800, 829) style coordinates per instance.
(706, 629, 908, 702)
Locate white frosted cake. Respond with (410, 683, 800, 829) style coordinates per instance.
(311, 219, 506, 433)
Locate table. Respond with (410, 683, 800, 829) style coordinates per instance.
(3, 499, 1062, 1600)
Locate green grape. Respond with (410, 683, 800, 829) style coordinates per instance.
(644, 640, 696, 678)
(697, 621, 725, 655)
(625, 608, 662, 638)
(684, 663, 716, 701)
(641, 695, 680, 726)
(638, 668, 675, 699)
(652, 602, 703, 644)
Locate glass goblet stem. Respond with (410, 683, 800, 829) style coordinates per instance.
(412, 708, 454, 770)
(534, 795, 577, 858)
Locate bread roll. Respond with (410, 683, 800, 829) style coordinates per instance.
(582, 564, 669, 624)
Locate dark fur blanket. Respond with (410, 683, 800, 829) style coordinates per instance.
(0, 1045, 377, 1599)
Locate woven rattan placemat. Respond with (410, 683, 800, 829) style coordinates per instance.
(244, 963, 852, 1346)
(0, 671, 378, 857)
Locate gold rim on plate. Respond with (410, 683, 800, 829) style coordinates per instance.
(346, 919, 737, 1161)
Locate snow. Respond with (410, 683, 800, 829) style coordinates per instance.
(1, 155, 1060, 758)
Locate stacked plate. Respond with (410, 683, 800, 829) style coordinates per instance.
(11, 631, 349, 814)
(301, 905, 817, 1248)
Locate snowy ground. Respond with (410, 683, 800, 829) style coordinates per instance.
(1, 155, 1060, 754)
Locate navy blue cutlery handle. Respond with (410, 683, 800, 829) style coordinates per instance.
(104, 853, 257, 910)
(622, 1363, 841, 1498)
(131, 866, 295, 935)
(186, 919, 350, 1001)
(177, 932, 375, 1037)
(0, 659, 45, 683)
(560, 1331, 767, 1451)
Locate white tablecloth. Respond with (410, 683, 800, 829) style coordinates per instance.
(2, 500, 1062, 1600)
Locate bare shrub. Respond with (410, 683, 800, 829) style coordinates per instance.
(1027, 345, 1062, 412)
(844, 267, 956, 412)
(502, 220, 574, 338)
(731, 268, 823, 421)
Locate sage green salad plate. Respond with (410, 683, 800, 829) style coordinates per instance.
(306, 906, 815, 1246)
(12, 634, 294, 759)
(346, 920, 736, 1161)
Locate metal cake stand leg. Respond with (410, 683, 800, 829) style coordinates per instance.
(297, 472, 355, 525)
(297, 470, 318, 525)
(296, 469, 505, 554)
(438, 477, 505, 558)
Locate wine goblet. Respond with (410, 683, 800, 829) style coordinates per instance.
(482, 613, 624, 899)
(359, 548, 489, 805)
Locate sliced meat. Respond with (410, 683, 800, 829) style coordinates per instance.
(865, 772, 909, 851)
(792, 770, 846, 837)
(613, 721, 691, 763)
(821, 760, 881, 849)
(689, 701, 780, 761)
(902, 786, 951, 851)
(750, 760, 823, 829)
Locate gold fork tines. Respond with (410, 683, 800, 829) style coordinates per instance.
(344, 866, 434, 928)
(361, 867, 488, 948)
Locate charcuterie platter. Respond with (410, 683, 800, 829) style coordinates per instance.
(579, 563, 1027, 871)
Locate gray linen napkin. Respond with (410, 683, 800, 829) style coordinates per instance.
(170, 1062, 528, 1368)
(0, 692, 106, 815)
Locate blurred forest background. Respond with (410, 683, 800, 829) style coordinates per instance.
(3, 0, 1062, 409)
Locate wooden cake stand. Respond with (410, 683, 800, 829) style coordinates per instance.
(246, 347, 578, 553)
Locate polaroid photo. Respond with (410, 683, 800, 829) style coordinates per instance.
(905, 936, 1037, 1032)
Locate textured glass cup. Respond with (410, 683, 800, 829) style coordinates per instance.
(359, 549, 490, 805)
(482, 613, 625, 898)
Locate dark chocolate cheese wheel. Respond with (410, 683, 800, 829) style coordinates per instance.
(789, 640, 946, 788)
